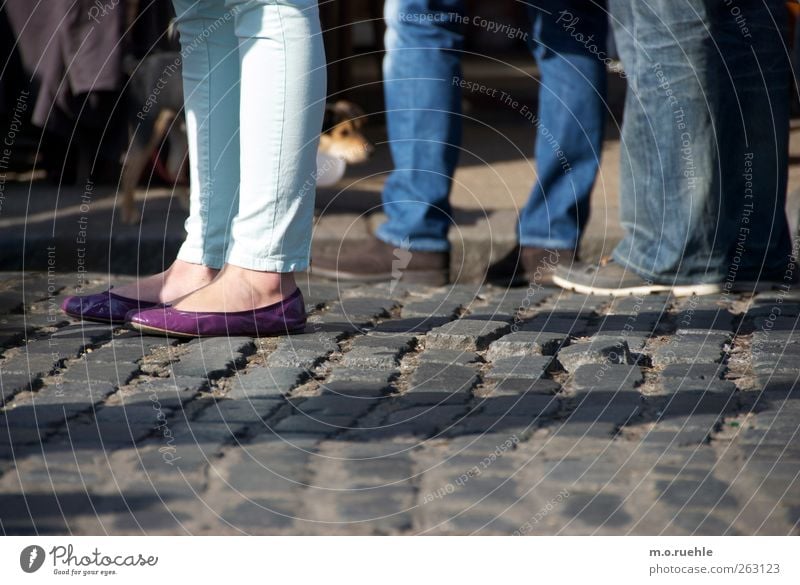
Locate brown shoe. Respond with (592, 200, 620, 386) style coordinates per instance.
(487, 246, 575, 286)
(311, 235, 449, 285)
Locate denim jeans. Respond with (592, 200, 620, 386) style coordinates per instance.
(609, 0, 791, 284)
(171, 0, 326, 272)
(377, 0, 608, 252)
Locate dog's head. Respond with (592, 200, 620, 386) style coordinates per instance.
(319, 101, 374, 164)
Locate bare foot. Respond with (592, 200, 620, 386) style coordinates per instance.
(112, 260, 219, 304)
(171, 264, 297, 313)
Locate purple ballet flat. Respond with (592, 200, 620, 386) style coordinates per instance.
(61, 289, 160, 324)
(127, 287, 307, 338)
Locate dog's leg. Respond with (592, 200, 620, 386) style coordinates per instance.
(120, 110, 175, 224)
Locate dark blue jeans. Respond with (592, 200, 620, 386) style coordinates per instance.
(378, 0, 608, 252)
(610, 0, 791, 284)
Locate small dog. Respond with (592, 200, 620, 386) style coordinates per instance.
(319, 101, 373, 164)
(120, 52, 373, 224)
(119, 52, 185, 224)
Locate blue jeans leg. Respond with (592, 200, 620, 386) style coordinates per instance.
(717, 1, 791, 281)
(518, 1, 608, 251)
(610, 0, 790, 284)
(610, 0, 721, 284)
(377, 0, 466, 253)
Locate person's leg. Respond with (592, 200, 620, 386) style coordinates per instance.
(518, 0, 607, 253)
(169, 0, 326, 312)
(376, 0, 466, 252)
(309, 0, 461, 283)
(608, 0, 725, 285)
(717, 0, 791, 284)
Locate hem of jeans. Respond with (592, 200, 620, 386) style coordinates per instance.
(518, 236, 577, 251)
(177, 247, 225, 270)
(225, 251, 309, 273)
(375, 225, 450, 253)
(611, 248, 724, 287)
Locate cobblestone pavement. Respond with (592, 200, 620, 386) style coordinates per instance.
(0, 272, 798, 535)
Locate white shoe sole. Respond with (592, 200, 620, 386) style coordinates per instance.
(551, 274, 723, 297)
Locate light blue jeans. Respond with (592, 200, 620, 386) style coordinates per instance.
(171, 0, 326, 272)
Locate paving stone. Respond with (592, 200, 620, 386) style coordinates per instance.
(417, 349, 479, 366)
(478, 394, 559, 418)
(392, 390, 472, 407)
(659, 380, 737, 395)
(296, 395, 375, 418)
(265, 348, 325, 369)
(409, 362, 478, 393)
(321, 378, 393, 398)
(351, 334, 416, 352)
(402, 298, 462, 319)
(670, 510, 738, 535)
(489, 378, 560, 396)
(228, 366, 308, 400)
(369, 316, 450, 334)
(326, 367, 396, 385)
(341, 347, 401, 370)
(44, 325, 116, 350)
(272, 415, 351, 435)
(608, 295, 672, 313)
(425, 319, 510, 351)
(752, 356, 800, 376)
(656, 477, 737, 509)
(109, 331, 181, 350)
(341, 457, 414, 483)
(1, 403, 73, 428)
(556, 336, 631, 372)
(171, 337, 253, 379)
(651, 335, 728, 366)
(654, 391, 737, 417)
(93, 404, 167, 428)
(384, 405, 469, 436)
(327, 297, 399, 322)
(1, 351, 60, 377)
(0, 371, 40, 404)
(550, 421, 617, 439)
(567, 400, 642, 424)
(486, 331, 568, 360)
(315, 488, 414, 532)
(219, 498, 296, 530)
(646, 414, 720, 445)
(274, 334, 339, 354)
(485, 356, 552, 380)
(572, 364, 643, 390)
(589, 314, 660, 336)
(19, 381, 116, 406)
(563, 492, 632, 527)
(661, 363, 727, 379)
(674, 309, 736, 334)
(60, 358, 139, 386)
(519, 315, 588, 336)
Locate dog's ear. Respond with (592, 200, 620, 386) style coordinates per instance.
(327, 101, 367, 129)
(322, 104, 339, 133)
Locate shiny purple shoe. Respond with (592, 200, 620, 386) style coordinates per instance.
(61, 289, 160, 324)
(127, 288, 307, 338)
